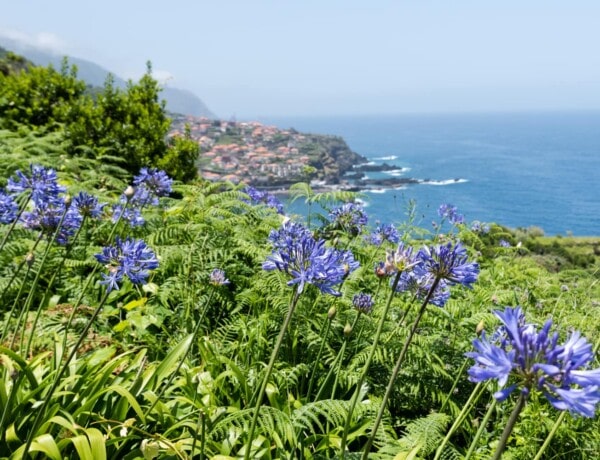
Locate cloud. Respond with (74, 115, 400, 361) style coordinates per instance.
(0, 27, 69, 54)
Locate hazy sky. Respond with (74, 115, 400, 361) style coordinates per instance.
(2, 1, 600, 118)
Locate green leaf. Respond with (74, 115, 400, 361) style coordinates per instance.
(123, 297, 148, 311)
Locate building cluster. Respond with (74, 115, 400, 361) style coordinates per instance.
(169, 116, 313, 185)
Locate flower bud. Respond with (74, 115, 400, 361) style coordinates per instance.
(25, 252, 35, 267)
(476, 319, 485, 336)
(63, 193, 72, 207)
(124, 186, 135, 200)
(327, 306, 337, 320)
(343, 323, 353, 337)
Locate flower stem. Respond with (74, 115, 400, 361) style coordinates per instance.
(244, 289, 301, 460)
(145, 290, 215, 418)
(440, 357, 470, 412)
(22, 289, 111, 458)
(463, 396, 497, 460)
(491, 393, 527, 460)
(361, 277, 441, 458)
(339, 270, 402, 456)
(532, 410, 566, 460)
(434, 382, 486, 460)
(306, 313, 333, 398)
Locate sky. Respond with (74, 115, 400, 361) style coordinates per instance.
(2, 1, 600, 119)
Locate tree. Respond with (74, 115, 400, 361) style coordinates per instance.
(158, 124, 199, 182)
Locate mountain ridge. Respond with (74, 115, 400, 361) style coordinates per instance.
(0, 37, 216, 118)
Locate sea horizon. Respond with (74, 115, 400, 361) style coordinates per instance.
(257, 110, 600, 236)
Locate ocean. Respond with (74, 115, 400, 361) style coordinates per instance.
(258, 111, 600, 236)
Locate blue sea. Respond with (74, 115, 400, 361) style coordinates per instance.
(258, 111, 600, 236)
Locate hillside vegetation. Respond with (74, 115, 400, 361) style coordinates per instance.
(0, 52, 599, 460)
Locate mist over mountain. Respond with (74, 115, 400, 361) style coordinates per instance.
(0, 37, 216, 118)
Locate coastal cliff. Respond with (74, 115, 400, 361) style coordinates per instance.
(169, 115, 365, 187)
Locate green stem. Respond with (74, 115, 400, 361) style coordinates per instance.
(339, 270, 402, 456)
(433, 382, 486, 460)
(440, 357, 470, 412)
(362, 277, 441, 458)
(25, 218, 87, 357)
(464, 397, 498, 460)
(491, 393, 527, 460)
(144, 290, 215, 418)
(244, 289, 301, 460)
(532, 410, 566, 460)
(330, 312, 362, 400)
(2, 259, 34, 345)
(22, 289, 111, 458)
(18, 204, 70, 354)
(306, 313, 333, 398)
(60, 205, 128, 354)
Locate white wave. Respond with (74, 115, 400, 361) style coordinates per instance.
(354, 161, 376, 167)
(421, 178, 468, 186)
(385, 168, 410, 176)
(366, 188, 388, 194)
(355, 198, 370, 207)
(373, 155, 398, 161)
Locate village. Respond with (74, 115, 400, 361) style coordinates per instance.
(169, 114, 364, 187)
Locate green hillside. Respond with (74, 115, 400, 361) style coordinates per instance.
(0, 48, 599, 460)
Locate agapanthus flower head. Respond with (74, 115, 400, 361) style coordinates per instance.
(353, 293, 374, 314)
(95, 237, 159, 292)
(245, 186, 265, 202)
(385, 242, 419, 274)
(21, 200, 82, 245)
(7, 164, 66, 206)
(329, 202, 368, 236)
(366, 222, 400, 245)
(466, 306, 600, 417)
(133, 168, 173, 198)
(499, 239, 511, 248)
(395, 269, 451, 307)
(111, 204, 145, 227)
(244, 186, 284, 214)
(417, 242, 479, 288)
(471, 220, 490, 234)
(263, 220, 359, 296)
(73, 192, 105, 219)
(210, 268, 230, 286)
(0, 190, 18, 224)
(438, 203, 465, 225)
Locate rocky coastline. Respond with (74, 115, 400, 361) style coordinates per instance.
(169, 114, 424, 192)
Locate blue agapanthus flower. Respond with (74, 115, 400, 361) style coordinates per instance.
(244, 186, 284, 214)
(438, 203, 465, 225)
(7, 164, 66, 206)
(395, 269, 451, 307)
(133, 168, 173, 201)
(263, 220, 359, 296)
(499, 239, 511, 248)
(466, 306, 600, 417)
(73, 192, 105, 219)
(329, 202, 368, 236)
(471, 220, 490, 234)
(0, 190, 18, 224)
(21, 200, 82, 245)
(366, 222, 400, 245)
(95, 237, 159, 292)
(210, 268, 230, 286)
(353, 293, 374, 314)
(417, 242, 479, 288)
(111, 205, 145, 227)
